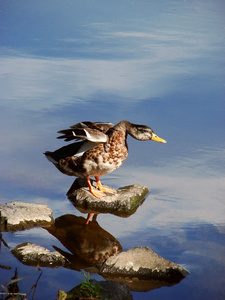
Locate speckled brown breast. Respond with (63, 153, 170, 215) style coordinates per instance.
(56, 129, 128, 178)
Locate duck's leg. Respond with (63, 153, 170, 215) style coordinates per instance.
(95, 176, 115, 194)
(86, 177, 105, 198)
(86, 213, 93, 224)
(86, 212, 99, 225)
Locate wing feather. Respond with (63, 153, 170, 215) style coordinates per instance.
(70, 121, 114, 133)
(57, 121, 113, 142)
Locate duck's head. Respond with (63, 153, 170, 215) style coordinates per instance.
(128, 123, 167, 143)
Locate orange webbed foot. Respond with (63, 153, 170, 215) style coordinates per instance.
(86, 177, 106, 198)
(98, 186, 115, 194)
(89, 189, 106, 198)
(95, 176, 116, 195)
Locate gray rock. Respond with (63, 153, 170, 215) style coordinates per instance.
(0, 201, 54, 232)
(67, 178, 148, 217)
(11, 242, 67, 267)
(100, 247, 189, 282)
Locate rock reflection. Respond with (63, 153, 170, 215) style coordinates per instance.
(102, 275, 184, 292)
(45, 214, 122, 270)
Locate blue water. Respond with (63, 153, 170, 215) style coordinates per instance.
(0, 0, 225, 299)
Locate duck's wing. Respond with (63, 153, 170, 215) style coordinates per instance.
(57, 121, 114, 142)
(45, 140, 99, 163)
(57, 127, 108, 143)
(44, 141, 86, 162)
(70, 121, 114, 133)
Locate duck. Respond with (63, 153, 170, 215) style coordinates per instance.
(44, 120, 166, 199)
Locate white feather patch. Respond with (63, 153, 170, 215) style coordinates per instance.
(71, 129, 107, 143)
(74, 141, 98, 158)
(83, 128, 107, 142)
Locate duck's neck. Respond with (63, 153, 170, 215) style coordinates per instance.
(114, 120, 131, 133)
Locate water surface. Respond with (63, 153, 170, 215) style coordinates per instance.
(0, 0, 225, 299)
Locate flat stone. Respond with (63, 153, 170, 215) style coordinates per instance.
(100, 247, 189, 282)
(0, 201, 54, 232)
(11, 242, 67, 267)
(67, 178, 148, 217)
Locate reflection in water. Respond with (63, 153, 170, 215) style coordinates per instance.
(45, 214, 122, 270)
(44, 214, 187, 292)
(102, 275, 183, 293)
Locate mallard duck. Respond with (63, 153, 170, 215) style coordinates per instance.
(44, 120, 166, 198)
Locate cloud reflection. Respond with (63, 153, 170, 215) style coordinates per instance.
(0, 53, 186, 110)
(104, 167, 225, 233)
(1, 0, 224, 111)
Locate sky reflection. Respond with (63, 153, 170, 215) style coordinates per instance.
(1, 0, 225, 105)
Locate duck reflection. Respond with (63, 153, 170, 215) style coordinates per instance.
(45, 214, 185, 292)
(45, 214, 122, 270)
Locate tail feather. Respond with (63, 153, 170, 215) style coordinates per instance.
(44, 151, 58, 164)
(44, 140, 97, 163)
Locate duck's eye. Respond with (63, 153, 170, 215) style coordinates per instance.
(137, 130, 144, 134)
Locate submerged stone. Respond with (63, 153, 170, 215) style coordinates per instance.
(66, 279, 133, 300)
(67, 178, 148, 217)
(0, 201, 54, 232)
(11, 242, 67, 268)
(88, 279, 133, 300)
(100, 247, 189, 282)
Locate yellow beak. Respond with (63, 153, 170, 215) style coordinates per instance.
(151, 133, 167, 143)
